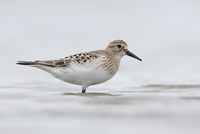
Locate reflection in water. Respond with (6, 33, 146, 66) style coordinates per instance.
(63, 92, 119, 97)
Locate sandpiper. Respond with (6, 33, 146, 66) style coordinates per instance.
(17, 40, 142, 93)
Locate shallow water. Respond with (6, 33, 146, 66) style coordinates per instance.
(0, 83, 200, 134)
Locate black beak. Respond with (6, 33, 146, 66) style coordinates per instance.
(126, 50, 142, 61)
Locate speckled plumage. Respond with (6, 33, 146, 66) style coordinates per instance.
(17, 40, 142, 93)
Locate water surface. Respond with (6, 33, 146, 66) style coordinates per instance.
(0, 83, 200, 134)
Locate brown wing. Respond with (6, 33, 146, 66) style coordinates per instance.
(34, 50, 103, 67)
(64, 51, 100, 64)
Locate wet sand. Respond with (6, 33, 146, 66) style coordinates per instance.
(0, 84, 200, 134)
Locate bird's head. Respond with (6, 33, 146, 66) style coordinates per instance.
(106, 40, 142, 61)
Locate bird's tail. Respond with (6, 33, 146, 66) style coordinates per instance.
(16, 61, 39, 66)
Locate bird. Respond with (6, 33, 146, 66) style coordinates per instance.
(17, 40, 142, 93)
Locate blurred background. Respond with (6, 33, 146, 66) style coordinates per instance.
(0, 0, 199, 86)
(0, 1, 200, 134)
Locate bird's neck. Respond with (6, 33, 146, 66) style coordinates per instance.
(105, 49, 123, 61)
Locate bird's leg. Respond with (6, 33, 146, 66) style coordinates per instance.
(82, 87, 86, 93)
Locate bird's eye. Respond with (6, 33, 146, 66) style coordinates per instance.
(117, 45, 122, 48)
